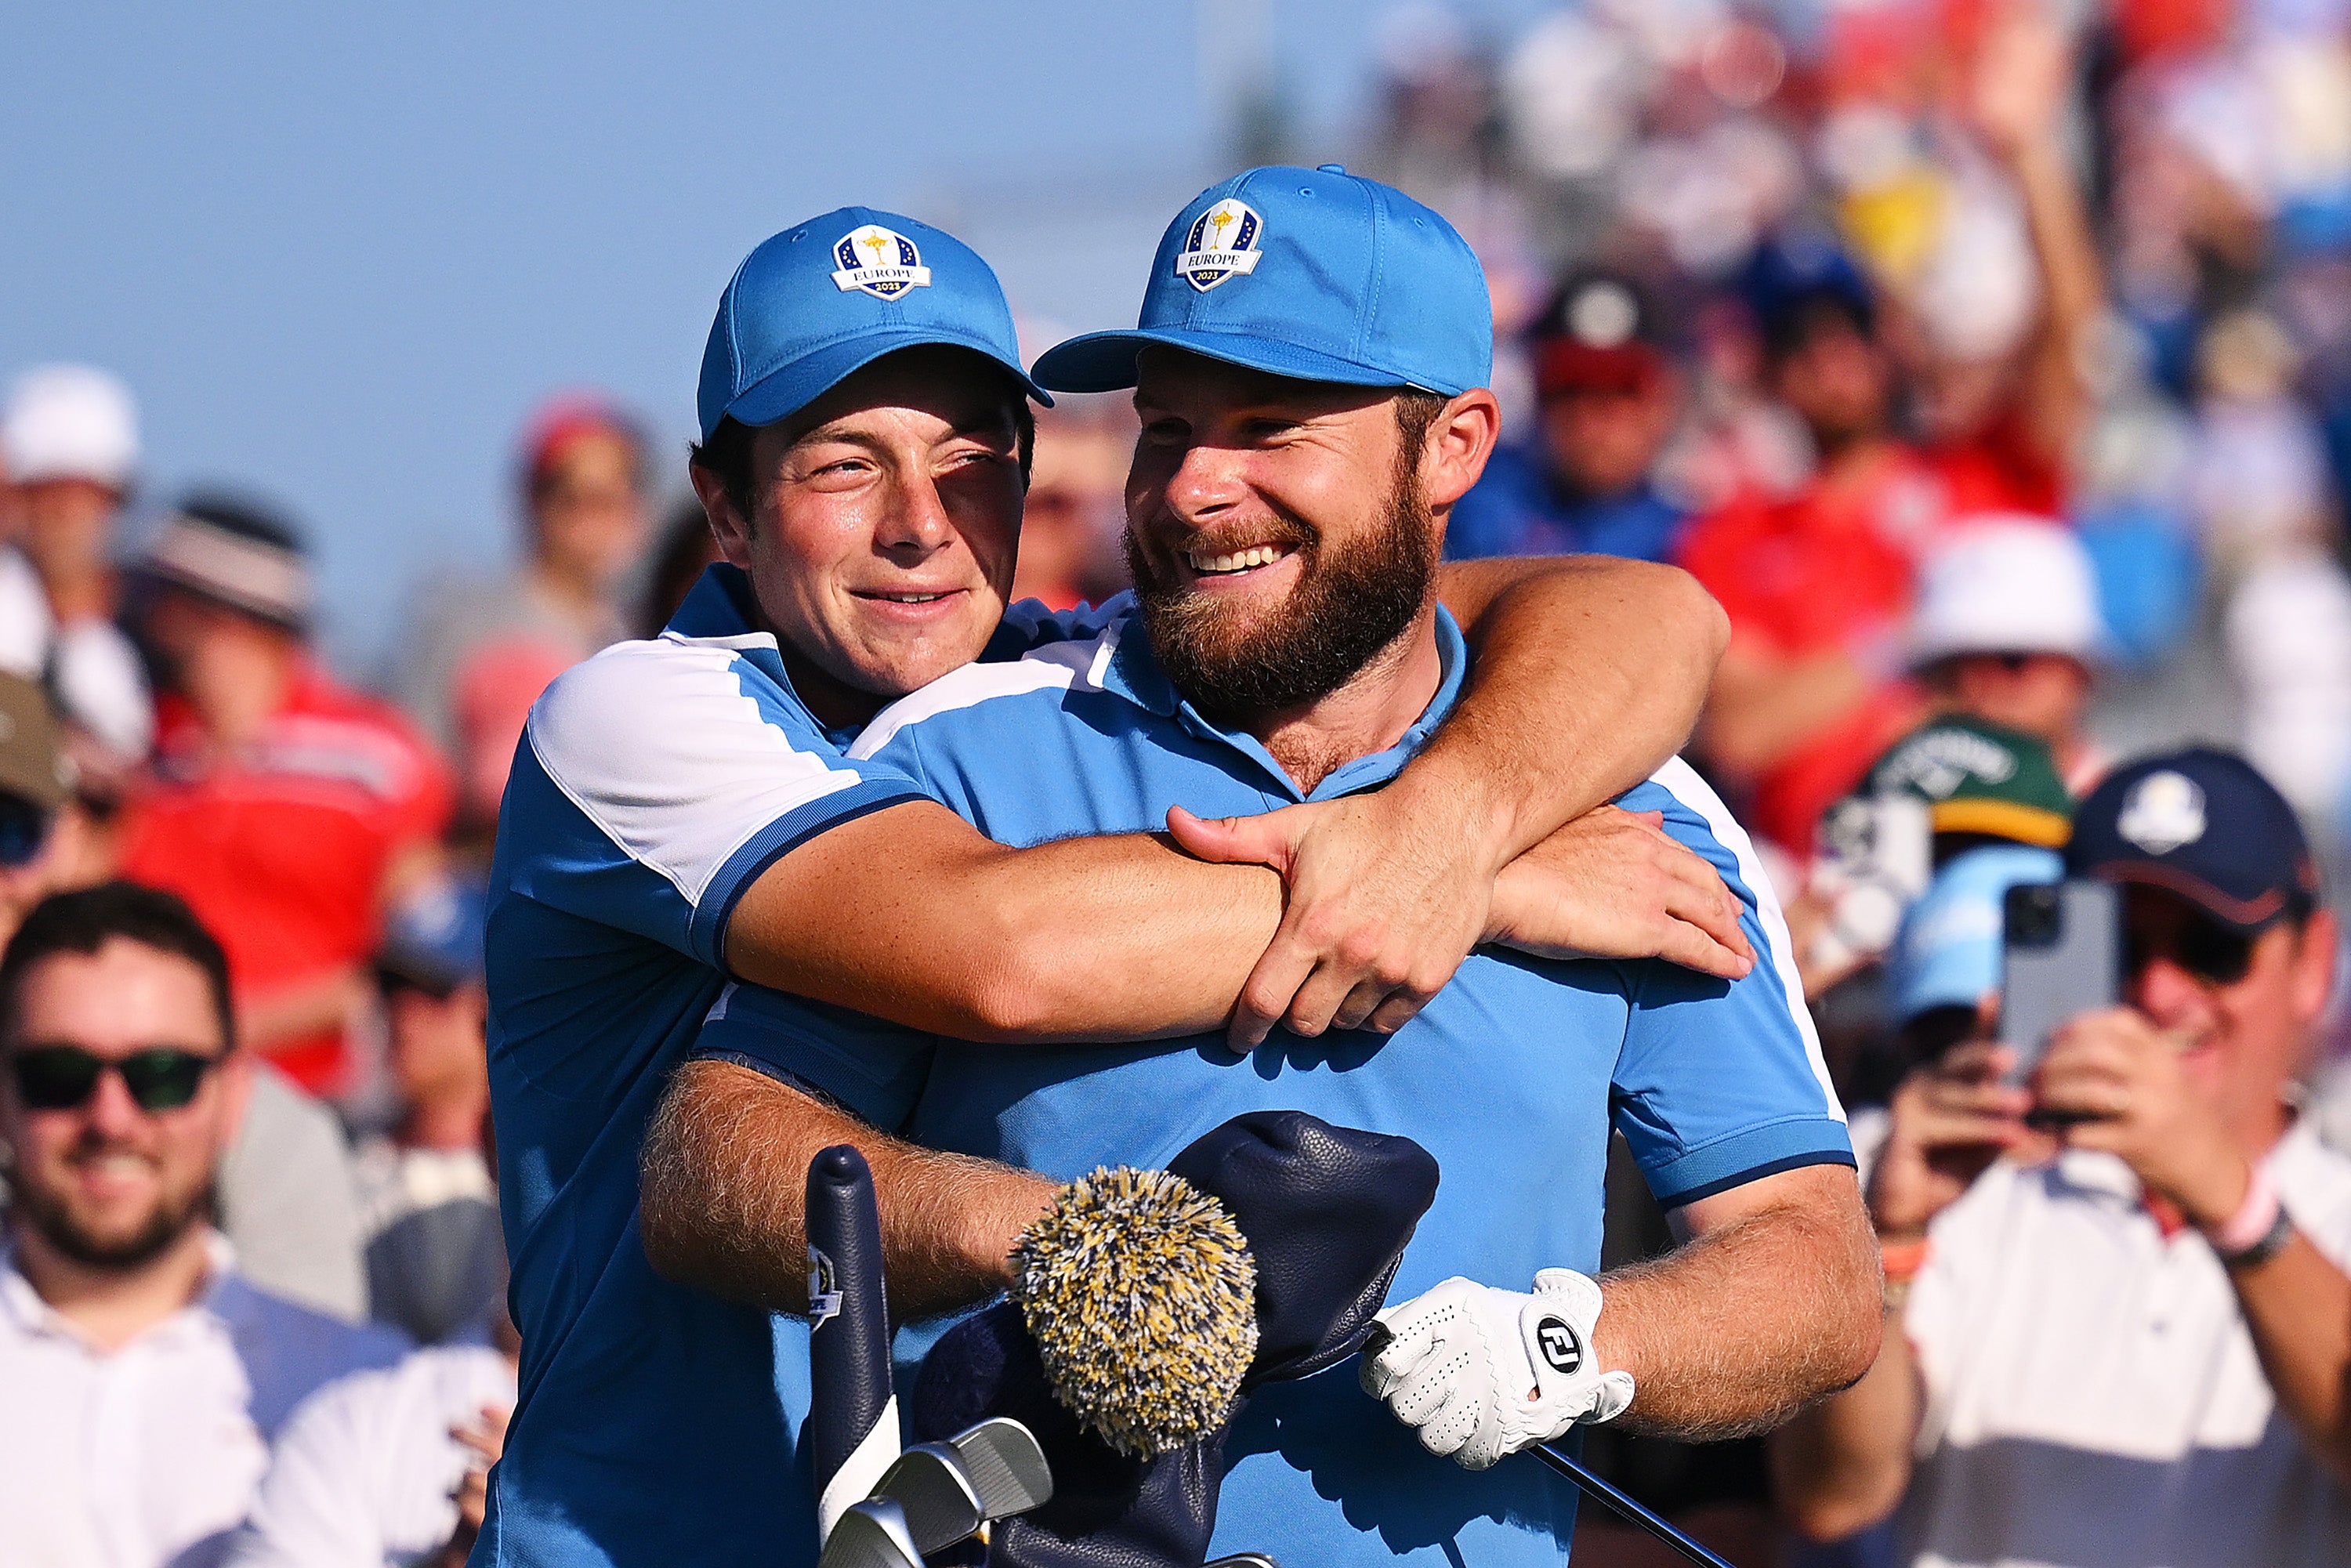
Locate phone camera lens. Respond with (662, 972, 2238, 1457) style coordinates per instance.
(2005, 883, 2063, 947)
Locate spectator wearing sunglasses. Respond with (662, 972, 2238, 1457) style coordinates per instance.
(356, 875, 501, 1345)
(0, 882, 403, 1568)
(0, 675, 370, 1324)
(1773, 748, 2351, 1566)
(0, 672, 77, 942)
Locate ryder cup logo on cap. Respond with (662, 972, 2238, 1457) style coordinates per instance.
(1176, 200, 1263, 292)
(2118, 770, 2207, 855)
(831, 224, 932, 300)
(1032, 165, 1492, 397)
(698, 205, 1048, 442)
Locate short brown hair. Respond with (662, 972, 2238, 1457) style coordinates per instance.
(0, 882, 236, 1052)
(687, 366, 1038, 532)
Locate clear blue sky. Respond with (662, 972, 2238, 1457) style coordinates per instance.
(3, 2, 1555, 671)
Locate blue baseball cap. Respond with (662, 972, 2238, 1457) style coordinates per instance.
(697, 207, 1049, 442)
(1031, 165, 1492, 397)
(1889, 844, 2065, 1023)
(2067, 748, 2320, 932)
(376, 875, 488, 995)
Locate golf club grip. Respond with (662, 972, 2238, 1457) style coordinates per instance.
(1357, 1326, 1737, 1568)
(807, 1145, 897, 1538)
(1529, 1443, 1741, 1568)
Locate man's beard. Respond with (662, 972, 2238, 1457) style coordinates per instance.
(1128, 464, 1436, 726)
(13, 1159, 216, 1272)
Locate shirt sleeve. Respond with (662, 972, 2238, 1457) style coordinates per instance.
(219, 1373, 391, 1568)
(1608, 760, 1855, 1208)
(501, 639, 929, 968)
(692, 983, 938, 1133)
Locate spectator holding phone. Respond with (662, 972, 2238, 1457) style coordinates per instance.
(1773, 748, 2351, 1565)
(0, 883, 403, 1568)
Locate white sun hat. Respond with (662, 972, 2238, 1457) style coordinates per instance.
(1, 364, 139, 489)
(1909, 515, 2106, 669)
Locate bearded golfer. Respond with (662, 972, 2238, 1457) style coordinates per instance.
(668, 168, 1880, 1568)
(484, 201, 1748, 1566)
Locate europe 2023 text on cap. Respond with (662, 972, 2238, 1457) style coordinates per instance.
(1032, 165, 1492, 398)
(697, 207, 1051, 443)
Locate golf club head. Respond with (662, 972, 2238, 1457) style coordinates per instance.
(945, 1417, 1052, 1519)
(819, 1497, 922, 1568)
(1206, 1555, 1280, 1568)
(873, 1445, 983, 1554)
(873, 1417, 1055, 1554)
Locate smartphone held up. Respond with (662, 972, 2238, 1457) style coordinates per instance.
(1999, 879, 2120, 1112)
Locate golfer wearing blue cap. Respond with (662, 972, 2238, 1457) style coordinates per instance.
(671, 168, 1878, 1568)
(482, 197, 1750, 1567)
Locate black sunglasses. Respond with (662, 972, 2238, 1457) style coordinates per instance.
(2124, 913, 2259, 987)
(9, 1045, 219, 1112)
(0, 794, 53, 868)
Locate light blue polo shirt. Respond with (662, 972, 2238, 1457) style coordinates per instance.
(698, 603, 1852, 1568)
(480, 564, 1111, 1568)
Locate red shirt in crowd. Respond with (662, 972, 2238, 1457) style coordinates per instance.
(1677, 447, 1944, 854)
(1918, 405, 2067, 520)
(121, 664, 455, 1095)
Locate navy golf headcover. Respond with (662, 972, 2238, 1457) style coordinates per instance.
(911, 1110, 1440, 1568)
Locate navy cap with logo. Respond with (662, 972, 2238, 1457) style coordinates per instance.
(1032, 165, 1492, 397)
(2066, 748, 2319, 932)
(697, 207, 1049, 443)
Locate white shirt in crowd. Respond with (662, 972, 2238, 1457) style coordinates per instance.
(0, 1230, 403, 1568)
(1898, 1115, 2351, 1567)
(0, 541, 154, 759)
(223, 1342, 516, 1568)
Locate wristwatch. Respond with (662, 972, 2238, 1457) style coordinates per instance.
(2217, 1204, 2295, 1269)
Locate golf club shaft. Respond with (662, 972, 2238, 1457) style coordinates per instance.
(1529, 1441, 1741, 1568)
(807, 1145, 899, 1541)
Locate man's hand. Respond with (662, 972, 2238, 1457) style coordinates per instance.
(1170, 789, 1502, 1047)
(1360, 1269, 1636, 1469)
(1170, 799, 1755, 1050)
(2033, 1008, 2251, 1226)
(430, 1403, 509, 1568)
(1487, 807, 1755, 978)
(1868, 1039, 2030, 1239)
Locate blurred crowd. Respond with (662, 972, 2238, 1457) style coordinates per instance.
(5, 0, 2351, 1565)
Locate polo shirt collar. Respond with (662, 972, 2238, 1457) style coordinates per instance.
(1099, 601, 1470, 803)
(0, 1229, 237, 1349)
(662, 563, 857, 740)
(665, 563, 769, 646)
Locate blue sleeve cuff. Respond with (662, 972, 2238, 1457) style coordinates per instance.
(690, 784, 931, 970)
(692, 987, 936, 1134)
(1636, 1117, 1856, 1209)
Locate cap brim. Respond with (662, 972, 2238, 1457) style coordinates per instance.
(1907, 635, 2106, 674)
(2081, 860, 2298, 932)
(718, 328, 1050, 438)
(1929, 798, 2071, 848)
(135, 565, 309, 634)
(1032, 327, 1457, 396)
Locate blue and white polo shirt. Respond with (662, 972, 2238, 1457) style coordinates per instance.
(479, 564, 1107, 1568)
(700, 601, 1853, 1568)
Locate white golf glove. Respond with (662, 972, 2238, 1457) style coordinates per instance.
(1359, 1268, 1636, 1470)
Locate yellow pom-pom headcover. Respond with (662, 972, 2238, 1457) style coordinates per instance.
(1008, 1165, 1258, 1458)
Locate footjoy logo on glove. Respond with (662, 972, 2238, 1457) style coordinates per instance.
(1535, 1316, 1582, 1374)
